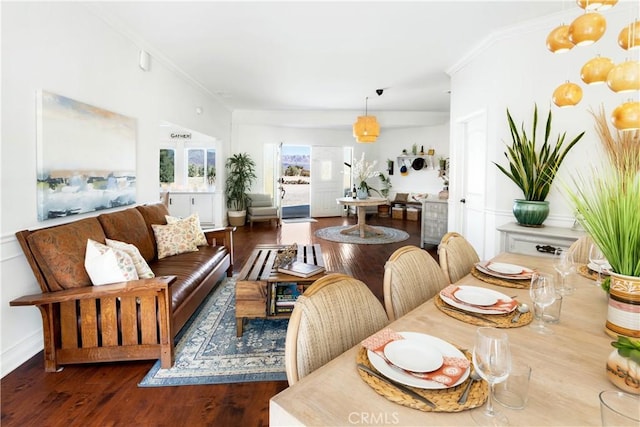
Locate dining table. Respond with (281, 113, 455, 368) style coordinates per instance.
(269, 252, 614, 426)
(336, 197, 389, 238)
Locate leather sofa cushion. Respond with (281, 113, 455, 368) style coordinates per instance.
(149, 245, 228, 310)
(98, 208, 155, 262)
(248, 206, 278, 216)
(26, 218, 106, 291)
(136, 203, 170, 260)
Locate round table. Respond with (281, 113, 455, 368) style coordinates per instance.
(336, 197, 389, 238)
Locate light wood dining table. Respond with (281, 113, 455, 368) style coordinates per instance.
(269, 252, 614, 426)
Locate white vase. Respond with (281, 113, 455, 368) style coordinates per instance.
(356, 188, 368, 200)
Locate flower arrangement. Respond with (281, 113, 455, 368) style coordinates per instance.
(352, 153, 381, 195)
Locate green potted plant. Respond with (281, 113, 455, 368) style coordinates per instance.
(606, 336, 640, 395)
(377, 173, 392, 217)
(494, 104, 585, 227)
(225, 152, 257, 226)
(565, 106, 640, 340)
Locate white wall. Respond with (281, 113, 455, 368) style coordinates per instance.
(448, 6, 635, 258)
(0, 2, 231, 376)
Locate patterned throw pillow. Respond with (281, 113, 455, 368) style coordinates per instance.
(152, 222, 199, 259)
(165, 213, 208, 247)
(84, 239, 139, 286)
(105, 238, 155, 279)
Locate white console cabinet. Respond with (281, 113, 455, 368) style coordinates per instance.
(421, 198, 448, 248)
(168, 192, 215, 225)
(497, 222, 586, 257)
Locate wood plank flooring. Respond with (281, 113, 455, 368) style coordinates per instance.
(1, 214, 437, 426)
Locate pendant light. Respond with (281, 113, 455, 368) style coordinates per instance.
(568, 12, 607, 46)
(576, 0, 618, 11)
(618, 20, 640, 50)
(546, 24, 575, 53)
(611, 101, 640, 131)
(606, 60, 640, 93)
(581, 56, 614, 84)
(552, 82, 583, 107)
(353, 97, 380, 144)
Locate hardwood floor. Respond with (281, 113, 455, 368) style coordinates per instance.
(1, 215, 437, 426)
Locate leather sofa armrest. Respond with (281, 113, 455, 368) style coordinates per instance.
(204, 227, 235, 269)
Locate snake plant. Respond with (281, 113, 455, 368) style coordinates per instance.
(494, 105, 585, 201)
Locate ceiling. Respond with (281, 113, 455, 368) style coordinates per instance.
(94, 1, 564, 113)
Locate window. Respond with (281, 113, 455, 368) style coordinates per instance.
(159, 149, 175, 185)
(187, 148, 216, 189)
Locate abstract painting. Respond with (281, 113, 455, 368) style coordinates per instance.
(36, 91, 136, 221)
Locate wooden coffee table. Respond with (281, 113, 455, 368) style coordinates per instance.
(235, 243, 326, 337)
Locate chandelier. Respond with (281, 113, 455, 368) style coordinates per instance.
(353, 97, 380, 143)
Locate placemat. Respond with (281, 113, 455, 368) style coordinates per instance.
(471, 267, 531, 289)
(434, 295, 533, 328)
(356, 346, 487, 412)
(577, 264, 600, 281)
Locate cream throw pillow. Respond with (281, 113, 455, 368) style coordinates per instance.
(105, 238, 155, 279)
(84, 239, 139, 285)
(152, 222, 199, 259)
(165, 213, 208, 247)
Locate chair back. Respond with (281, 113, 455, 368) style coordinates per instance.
(285, 273, 388, 385)
(438, 232, 480, 283)
(383, 246, 448, 321)
(568, 235, 594, 264)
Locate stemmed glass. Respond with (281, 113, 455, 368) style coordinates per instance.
(529, 273, 556, 335)
(554, 250, 575, 295)
(589, 244, 608, 287)
(471, 327, 512, 427)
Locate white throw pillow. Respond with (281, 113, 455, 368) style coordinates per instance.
(165, 213, 208, 247)
(105, 238, 155, 279)
(84, 239, 139, 286)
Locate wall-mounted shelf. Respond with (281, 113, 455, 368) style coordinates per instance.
(397, 155, 435, 171)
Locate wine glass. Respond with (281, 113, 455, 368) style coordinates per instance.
(554, 250, 575, 295)
(589, 244, 608, 287)
(529, 273, 556, 335)
(471, 327, 512, 427)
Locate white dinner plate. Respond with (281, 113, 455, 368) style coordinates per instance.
(440, 285, 516, 315)
(487, 262, 525, 275)
(588, 262, 611, 274)
(383, 340, 443, 373)
(367, 332, 469, 390)
(454, 287, 498, 306)
(475, 262, 534, 280)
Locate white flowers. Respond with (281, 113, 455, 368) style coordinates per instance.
(352, 153, 380, 187)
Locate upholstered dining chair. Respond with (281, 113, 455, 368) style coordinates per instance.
(284, 273, 389, 386)
(383, 245, 449, 321)
(438, 232, 481, 284)
(568, 235, 594, 264)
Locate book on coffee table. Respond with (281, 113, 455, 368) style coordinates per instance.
(277, 261, 325, 278)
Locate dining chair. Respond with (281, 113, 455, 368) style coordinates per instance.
(438, 232, 481, 284)
(383, 245, 449, 321)
(284, 273, 389, 386)
(568, 235, 594, 264)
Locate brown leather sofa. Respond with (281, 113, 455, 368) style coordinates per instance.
(11, 203, 234, 372)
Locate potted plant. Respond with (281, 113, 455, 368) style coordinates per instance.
(225, 152, 257, 226)
(377, 173, 392, 217)
(607, 336, 640, 395)
(565, 106, 640, 339)
(494, 104, 585, 227)
(351, 153, 381, 199)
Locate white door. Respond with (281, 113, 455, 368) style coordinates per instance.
(459, 111, 487, 259)
(310, 146, 345, 217)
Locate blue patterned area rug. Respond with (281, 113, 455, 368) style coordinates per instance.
(315, 226, 410, 245)
(138, 277, 288, 387)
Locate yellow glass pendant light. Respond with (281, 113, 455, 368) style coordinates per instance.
(353, 97, 380, 144)
(546, 25, 575, 53)
(618, 20, 640, 50)
(606, 60, 640, 93)
(611, 101, 640, 130)
(576, 0, 618, 11)
(552, 82, 583, 107)
(581, 56, 614, 84)
(568, 12, 607, 46)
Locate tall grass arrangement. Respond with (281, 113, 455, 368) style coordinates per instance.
(565, 108, 640, 277)
(494, 105, 585, 201)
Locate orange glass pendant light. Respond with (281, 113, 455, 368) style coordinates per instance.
(618, 20, 640, 50)
(611, 101, 640, 130)
(546, 25, 575, 53)
(576, 0, 618, 11)
(606, 60, 640, 93)
(568, 13, 607, 46)
(581, 56, 614, 84)
(353, 97, 380, 143)
(552, 82, 583, 107)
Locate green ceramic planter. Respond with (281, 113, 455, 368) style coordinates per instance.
(512, 199, 549, 227)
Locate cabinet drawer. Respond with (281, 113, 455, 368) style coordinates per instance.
(505, 234, 572, 257)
